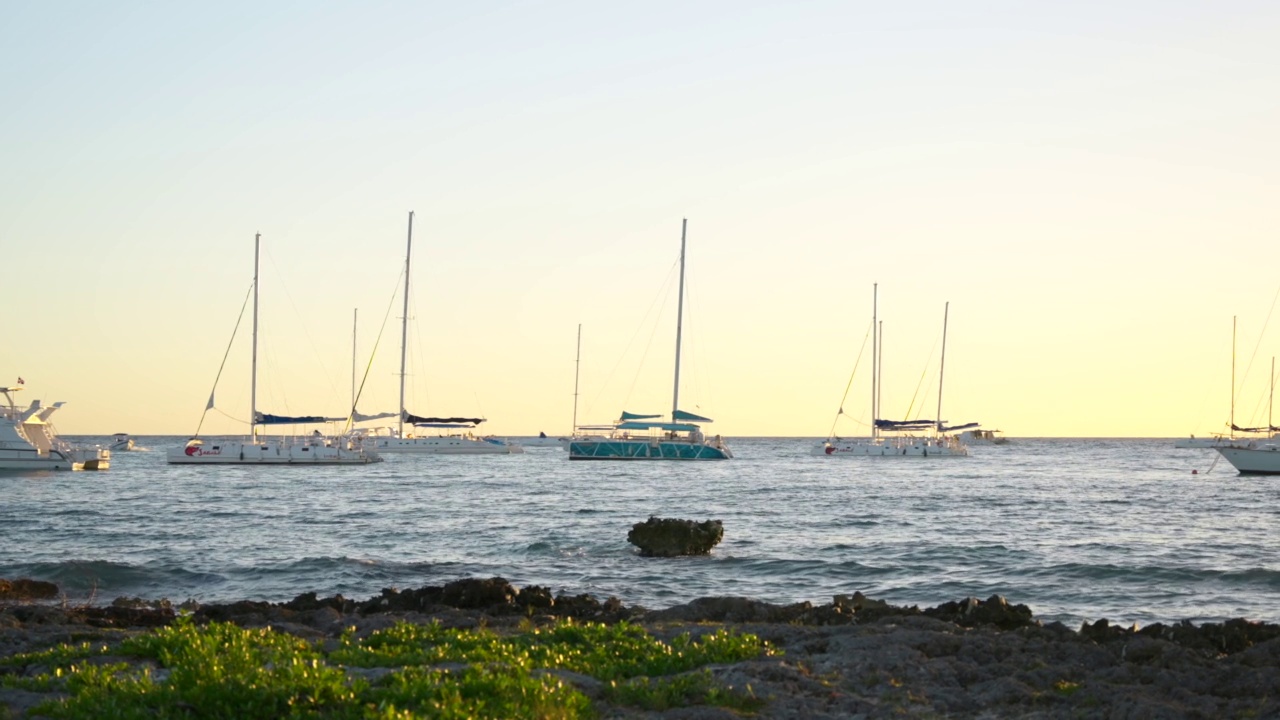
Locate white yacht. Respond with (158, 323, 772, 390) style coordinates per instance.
(363, 212, 521, 455)
(1, 386, 109, 471)
(814, 287, 972, 458)
(168, 234, 382, 466)
(108, 433, 135, 452)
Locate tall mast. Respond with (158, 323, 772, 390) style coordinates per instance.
(936, 301, 950, 434)
(877, 320, 884, 438)
(398, 211, 414, 438)
(1270, 356, 1275, 433)
(351, 308, 358, 413)
(671, 219, 687, 422)
(572, 324, 582, 436)
(1223, 315, 1233, 438)
(250, 233, 260, 441)
(871, 284, 878, 439)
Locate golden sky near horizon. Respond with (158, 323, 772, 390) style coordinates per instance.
(3, 2, 1278, 438)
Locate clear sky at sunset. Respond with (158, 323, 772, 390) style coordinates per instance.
(3, 1, 1278, 438)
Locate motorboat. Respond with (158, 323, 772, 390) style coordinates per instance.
(108, 433, 135, 452)
(1, 386, 109, 471)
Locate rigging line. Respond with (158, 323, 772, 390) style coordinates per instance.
(903, 332, 941, 423)
(194, 280, 254, 438)
(344, 267, 405, 433)
(827, 319, 874, 441)
(587, 256, 680, 416)
(1239, 285, 1280, 401)
(263, 244, 343, 405)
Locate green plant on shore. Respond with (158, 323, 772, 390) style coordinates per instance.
(6, 616, 772, 719)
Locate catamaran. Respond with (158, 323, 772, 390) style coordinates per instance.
(168, 234, 382, 465)
(815, 286, 973, 457)
(362, 212, 522, 455)
(568, 220, 732, 460)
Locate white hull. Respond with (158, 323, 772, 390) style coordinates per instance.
(1214, 444, 1280, 474)
(1, 388, 109, 471)
(0, 448, 77, 471)
(167, 439, 381, 464)
(367, 436, 523, 455)
(814, 437, 969, 457)
(108, 434, 135, 452)
(1174, 436, 1263, 449)
(520, 437, 567, 448)
(958, 430, 1008, 445)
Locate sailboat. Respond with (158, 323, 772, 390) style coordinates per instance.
(167, 234, 383, 465)
(815, 286, 972, 457)
(1213, 353, 1280, 473)
(363, 212, 522, 455)
(1175, 317, 1278, 449)
(568, 219, 732, 460)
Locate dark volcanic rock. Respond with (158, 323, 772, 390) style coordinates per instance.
(440, 577, 517, 609)
(924, 594, 1036, 630)
(627, 516, 724, 557)
(0, 579, 59, 601)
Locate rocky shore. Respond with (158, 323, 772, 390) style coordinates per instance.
(3, 576, 1278, 718)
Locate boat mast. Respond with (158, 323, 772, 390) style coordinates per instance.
(671, 219, 687, 423)
(936, 301, 950, 434)
(398, 211, 414, 438)
(351, 308, 358, 414)
(1271, 356, 1275, 433)
(871, 284, 878, 439)
(1231, 315, 1236, 438)
(572, 323, 582, 436)
(250, 233, 260, 441)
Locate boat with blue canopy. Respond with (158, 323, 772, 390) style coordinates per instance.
(569, 220, 732, 461)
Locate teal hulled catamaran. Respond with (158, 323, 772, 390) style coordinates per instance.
(568, 220, 732, 461)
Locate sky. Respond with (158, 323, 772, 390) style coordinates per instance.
(3, 1, 1278, 438)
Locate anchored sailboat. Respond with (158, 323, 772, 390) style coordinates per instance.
(167, 234, 382, 465)
(364, 212, 522, 455)
(568, 219, 732, 460)
(816, 286, 973, 457)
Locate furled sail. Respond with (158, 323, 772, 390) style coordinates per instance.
(403, 411, 484, 427)
(939, 422, 980, 433)
(352, 410, 398, 423)
(874, 419, 937, 431)
(255, 412, 341, 425)
(619, 411, 663, 421)
(673, 409, 713, 423)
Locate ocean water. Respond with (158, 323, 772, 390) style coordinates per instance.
(1, 437, 1276, 627)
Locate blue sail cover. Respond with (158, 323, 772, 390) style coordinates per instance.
(403, 411, 484, 427)
(619, 411, 663, 421)
(255, 412, 339, 425)
(673, 409, 713, 423)
(874, 419, 937, 431)
(615, 421, 701, 432)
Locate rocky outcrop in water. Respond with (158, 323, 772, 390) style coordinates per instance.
(627, 516, 724, 557)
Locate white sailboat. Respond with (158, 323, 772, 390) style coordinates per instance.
(1, 386, 110, 471)
(568, 219, 732, 460)
(167, 234, 382, 465)
(815, 287, 971, 457)
(364, 212, 522, 455)
(1177, 317, 1278, 450)
(1214, 354, 1280, 474)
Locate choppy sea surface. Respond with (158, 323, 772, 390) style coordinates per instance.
(2, 437, 1276, 627)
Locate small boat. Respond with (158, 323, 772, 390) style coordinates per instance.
(363, 212, 521, 455)
(569, 220, 732, 461)
(1, 385, 110, 471)
(167, 234, 382, 465)
(520, 432, 568, 448)
(108, 433, 135, 452)
(958, 429, 1009, 445)
(815, 287, 972, 458)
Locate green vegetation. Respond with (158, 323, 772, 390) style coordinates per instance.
(1, 617, 773, 719)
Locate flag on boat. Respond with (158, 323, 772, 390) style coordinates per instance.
(16, 377, 23, 385)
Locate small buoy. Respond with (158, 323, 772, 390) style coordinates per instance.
(1191, 469, 1199, 475)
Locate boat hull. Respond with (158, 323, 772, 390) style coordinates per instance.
(568, 439, 731, 460)
(167, 440, 382, 465)
(368, 437, 523, 454)
(814, 439, 968, 457)
(0, 449, 76, 471)
(1214, 445, 1280, 475)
